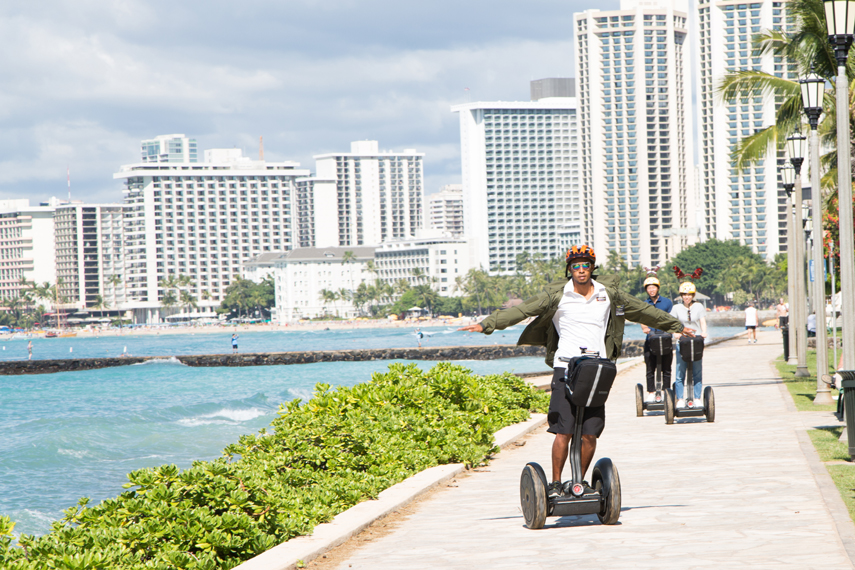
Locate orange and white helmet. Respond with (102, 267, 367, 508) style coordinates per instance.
(565, 244, 596, 264)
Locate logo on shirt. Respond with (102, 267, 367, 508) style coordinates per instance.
(596, 292, 607, 302)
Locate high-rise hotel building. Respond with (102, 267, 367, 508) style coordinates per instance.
(114, 146, 309, 323)
(697, 0, 797, 258)
(54, 204, 126, 311)
(428, 184, 465, 237)
(302, 141, 425, 248)
(575, 0, 696, 268)
(452, 79, 581, 273)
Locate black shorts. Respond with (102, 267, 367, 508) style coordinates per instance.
(546, 368, 606, 437)
(232, 345, 238, 350)
(745, 326, 756, 330)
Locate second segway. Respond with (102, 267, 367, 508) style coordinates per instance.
(520, 352, 622, 529)
(664, 336, 715, 424)
(636, 331, 672, 416)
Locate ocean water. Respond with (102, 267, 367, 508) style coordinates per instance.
(1, 324, 534, 361)
(0, 324, 745, 537)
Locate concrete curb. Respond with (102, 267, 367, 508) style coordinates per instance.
(233, 413, 547, 570)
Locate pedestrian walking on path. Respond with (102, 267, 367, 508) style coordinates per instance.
(745, 301, 758, 343)
(27, 340, 32, 360)
(231, 334, 239, 354)
(460, 244, 694, 499)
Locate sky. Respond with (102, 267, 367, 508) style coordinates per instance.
(0, 0, 620, 206)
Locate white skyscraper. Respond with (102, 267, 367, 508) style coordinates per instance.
(452, 79, 581, 273)
(54, 204, 126, 311)
(114, 146, 309, 323)
(0, 198, 63, 302)
(306, 141, 425, 248)
(428, 184, 465, 237)
(575, 0, 696, 268)
(141, 134, 198, 163)
(697, 0, 797, 258)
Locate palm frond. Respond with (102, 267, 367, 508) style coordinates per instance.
(730, 125, 779, 171)
(717, 70, 799, 104)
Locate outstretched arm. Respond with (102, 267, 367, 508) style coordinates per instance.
(622, 294, 695, 337)
(458, 289, 551, 335)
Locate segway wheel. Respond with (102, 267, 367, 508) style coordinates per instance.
(520, 463, 548, 529)
(635, 383, 644, 417)
(664, 388, 675, 425)
(704, 386, 716, 423)
(592, 457, 621, 525)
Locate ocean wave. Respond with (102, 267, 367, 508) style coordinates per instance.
(177, 408, 267, 427)
(57, 448, 93, 459)
(132, 357, 187, 366)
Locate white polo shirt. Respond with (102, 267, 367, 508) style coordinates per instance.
(552, 279, 611, 368)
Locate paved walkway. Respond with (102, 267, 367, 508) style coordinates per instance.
(329, 330, 855, 569)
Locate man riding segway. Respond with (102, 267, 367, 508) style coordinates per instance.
(459, 245, 695, 514)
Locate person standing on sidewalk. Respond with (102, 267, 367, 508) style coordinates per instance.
(775, 298, 789, 330)
(745, 301, 758, 344)
(459, 245, 694, 498)
(639, 274, 673, 402)
(670, 282, 708, 408)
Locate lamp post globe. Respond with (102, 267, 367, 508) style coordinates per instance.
(781, 164, 796, 189)
(786, 134, 807, 174)
(799, 71, 826, 129)
(824, 0, 855, 63)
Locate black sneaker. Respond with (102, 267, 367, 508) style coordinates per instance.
(547, 481, 563, 498)
(581, 480, 597, 495)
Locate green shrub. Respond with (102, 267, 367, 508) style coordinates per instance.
(0, 363, 548, 569)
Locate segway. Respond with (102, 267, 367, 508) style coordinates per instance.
(664, 336, 715, 424)
(636, 331, 672, 416)
(520, 351, 622, 529)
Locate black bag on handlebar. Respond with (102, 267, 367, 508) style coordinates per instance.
(648, 331, 673, 356)
(564, 357, 618, 408)
(679, 336, 704, 362)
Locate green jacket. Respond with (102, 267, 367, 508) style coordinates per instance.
(479, 274, 685, 367)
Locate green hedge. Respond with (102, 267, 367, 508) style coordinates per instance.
(0, 363, 548, 570)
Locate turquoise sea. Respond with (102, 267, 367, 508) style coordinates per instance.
(0, 324, 744, 537)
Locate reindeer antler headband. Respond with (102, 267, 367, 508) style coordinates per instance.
(673, 266, 704, 280)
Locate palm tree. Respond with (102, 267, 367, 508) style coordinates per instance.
(341, 250, 357, 295)
(107, 274, 123, 312)
(319, 288, 337, 317)
(717, 0, 848, 181)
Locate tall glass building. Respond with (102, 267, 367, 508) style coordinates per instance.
(452, 80, 581, 274)
(697, 0, 797, 258)
(575, 0, 697, 268)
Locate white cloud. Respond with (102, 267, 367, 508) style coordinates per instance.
(0, 0, 609, 205)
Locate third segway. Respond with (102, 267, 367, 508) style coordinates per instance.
(636, 331, 672, 416)
(520, 351, 622, 529)
(664, 336, 715, 424)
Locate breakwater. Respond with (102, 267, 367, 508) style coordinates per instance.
(0, 341, 647, 376)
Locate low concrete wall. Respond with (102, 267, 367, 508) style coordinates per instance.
(0, 340, 649, 376)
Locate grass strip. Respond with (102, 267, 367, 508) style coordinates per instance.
(0, 362, 549, 570)
(774, 349, 840, 411)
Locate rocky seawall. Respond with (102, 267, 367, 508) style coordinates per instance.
(0, 341, 648, 376)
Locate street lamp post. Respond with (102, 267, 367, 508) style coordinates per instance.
(800, 71, 833, 402)
(824, 0, 855, 370)
(787, 132, 810, 378)
(782, 164, 799, 364)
